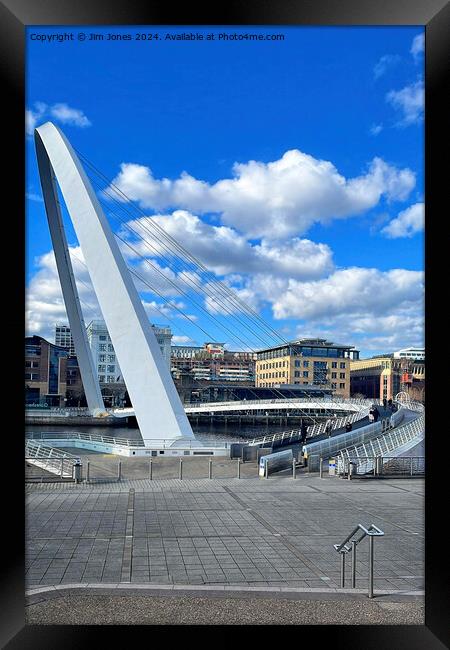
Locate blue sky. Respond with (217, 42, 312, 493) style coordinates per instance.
(26, 25, 424, 357)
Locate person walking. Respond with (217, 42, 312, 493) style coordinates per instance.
(325, 421, 332, 438)
(345, 422, 352, 432)
(369, 407, 374, 423)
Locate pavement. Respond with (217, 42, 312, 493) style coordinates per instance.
(25, 470, 424, 625)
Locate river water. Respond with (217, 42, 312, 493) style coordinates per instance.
(25, 420, 292, 445)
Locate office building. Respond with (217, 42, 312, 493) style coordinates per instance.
(54, 323, 75, 355)
(255, 338, 358, 398)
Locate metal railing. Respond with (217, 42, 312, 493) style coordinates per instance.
(25, 440, 79, 479)
(25, 430, 145, 447)
(334, 524, 385, 598)
(336, 414, 424, 475)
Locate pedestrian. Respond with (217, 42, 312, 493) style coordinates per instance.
(383, 397, 387, 409)
(373, 406, 380, 422)
(369, 408, 374, 423)
(325, 421, 332, 438)
(388, 398, 393, 410)
(345, 422, 352, 432)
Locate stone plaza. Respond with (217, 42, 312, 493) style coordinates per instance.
(25, 463, 424, 625)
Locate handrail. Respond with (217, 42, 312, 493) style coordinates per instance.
(333, 524, 384, 597)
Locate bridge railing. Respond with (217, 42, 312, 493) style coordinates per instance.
(25, 431, 145, 447)
(25, 439, 78, 478)
(336, 414, 424, 475)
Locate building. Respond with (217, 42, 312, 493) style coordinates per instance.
(25, 335, 70, 406)
(151, 324, 172, 368)
(170, 344, 203, 359)
(255, 338, 358, 398)
(171, 343, 256, 385)
(86, 319, 172, 384)
(350, 355, 425, 402)
(54, 323, 75, 355)
(393, 347, 425, 361)
(86, 319, 123, 384)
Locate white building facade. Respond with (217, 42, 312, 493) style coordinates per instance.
(86, 319, 172, 383)
(393, 347, 425, 360)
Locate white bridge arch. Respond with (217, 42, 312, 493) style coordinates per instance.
(34, 122, 194, 444)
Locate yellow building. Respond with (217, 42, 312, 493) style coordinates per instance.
(255, 338, 359, 398)
(350, 356, 425, 401)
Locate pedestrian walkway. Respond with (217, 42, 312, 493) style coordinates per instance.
(26, 475, 424, 594)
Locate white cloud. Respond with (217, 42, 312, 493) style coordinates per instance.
(172, 335, 194, 345)
(386, 79, 424, 126)
(25, 102, 47, 135)
(26, 247, 102, 341)
(106, 151, 415, 240)
(26, 192, 44, 203)
(369, 124, 383, 136)
(373, 54, 400, 79)
(254, 267, 424, 321)
(410, 34, 424, 62)
(25, 101, 92, 135)
(122, 210, 334, 280)
(49, 103, 92, 128)
(381, 202, 424, 238)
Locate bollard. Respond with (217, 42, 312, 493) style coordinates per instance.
(237, 458, 241, 479)
(149, 459, 153, 481)
(351, 541, 357, 588)
(319, 457, 323, 479)
(60, 458, 64, 479)
(348, 462, 353, 480)
(292, 458, 296, 479)
(72, 460, 82, 484)
(86, 460, 90, 483)
(208, 458, 212, 479)
(117, 460, 122, 482)
(368, 535, 374, 598)
(179, 458, 183, 480)
(410, 457, 413, 476)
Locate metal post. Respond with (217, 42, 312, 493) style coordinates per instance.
(117, 460, 121, 481)
(208, 458, 212, 479)
(292, 458, 296, 479)
(368, 535, 374, 598)
(410, 457, 413, 476)
(149, 459, 153, 480)
(60, 458, 64, 479)
(86, 460, 90, 483)
(179, 458, 183, 480)
(237, 458, 241, 479)
(340, 551, 346, 588)
(351, 541, 357, 588)
(319, 457, 323, 479)
(265, 461, 268, 479)
(348, 462, 353, 480)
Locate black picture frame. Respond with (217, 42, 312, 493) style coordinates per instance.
(2, 0, 448, 646)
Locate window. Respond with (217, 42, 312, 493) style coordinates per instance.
(107, 375, 115, 383)
(295, 360, 300, 367)
(332, 372, 337, 379)
(331, 383, 337, 389)
(340, 362, 346, 369)
(340, 372, 345, 379)
(303, 371, 309, 378)
(294, 371, 300, 378)
(332, 362, 337, 368)
(99, 335, 106, 341)
(99, 375, 105, 382)
(340, 383, 345, 389)
(303, 361, 309, 367)
(98, 344, 106, 352)
(108, 344, 114, 352)
(98, 364, 106, 373)
(107, 365, 115, 373)
(99, 354, 106, 362)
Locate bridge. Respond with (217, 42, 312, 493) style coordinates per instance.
(32, 123, 424, 467)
